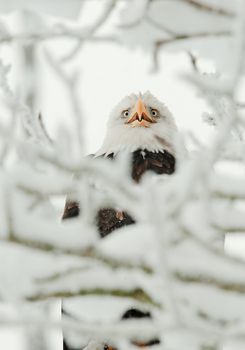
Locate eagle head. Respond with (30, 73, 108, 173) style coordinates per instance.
(95, 91, 178, 156)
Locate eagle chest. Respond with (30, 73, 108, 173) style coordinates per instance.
(62, 149, 175, 237)
(130, 149, 175, 182)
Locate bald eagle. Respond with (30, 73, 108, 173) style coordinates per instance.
(63, 91, 177, 236)
(62, 91, 177, 349)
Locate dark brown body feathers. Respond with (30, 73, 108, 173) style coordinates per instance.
(62, 149, 175, 237)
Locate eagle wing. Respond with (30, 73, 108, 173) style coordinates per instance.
(62, 202, 134, 237)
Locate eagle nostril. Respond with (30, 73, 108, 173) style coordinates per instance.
(137, 114, 142, 121)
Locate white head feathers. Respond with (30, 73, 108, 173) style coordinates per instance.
(95, 91, 178, 157)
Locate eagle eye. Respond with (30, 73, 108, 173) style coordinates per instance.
(122, 110, 130, 118)
(150, 108, 159, 118)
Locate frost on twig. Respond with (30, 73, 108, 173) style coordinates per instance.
(0, 1, 245, 350)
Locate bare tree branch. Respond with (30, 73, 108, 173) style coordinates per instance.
(178, 0, 235, 17)
(153, 31, 231, 70)
(28, 288, 159, 306)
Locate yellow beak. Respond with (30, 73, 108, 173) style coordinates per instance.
(125, 98, 156, 127)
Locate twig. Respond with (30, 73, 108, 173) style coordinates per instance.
(175, 271, 245, 294)
(145, 15, 176, 36)
(150, 0, 234, 17)
(44, 49, 85, 153)
(0, 31, 119, 45)
(178, 0, 235, 17)
(153, 31, 231, 70)
(38, 113, 53, 144)
(0, 235, 152, 274)
(0, 315, 160, 342)
(181, 226, 245, 268)
(28, 288, 159, 306)
(187, 51, 199, 72)
(62, 0, 117, 61)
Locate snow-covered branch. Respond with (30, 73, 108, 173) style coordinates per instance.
(1, 1, 245, 350)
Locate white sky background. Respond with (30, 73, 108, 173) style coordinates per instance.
(29, 0, 215, 154)
(0, 1, 245, 349)
(44, 47, 213, 154)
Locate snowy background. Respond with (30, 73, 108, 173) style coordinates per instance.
(0, 0, 245, 349)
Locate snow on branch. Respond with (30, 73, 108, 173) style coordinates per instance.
(0, 1, 245, 350)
